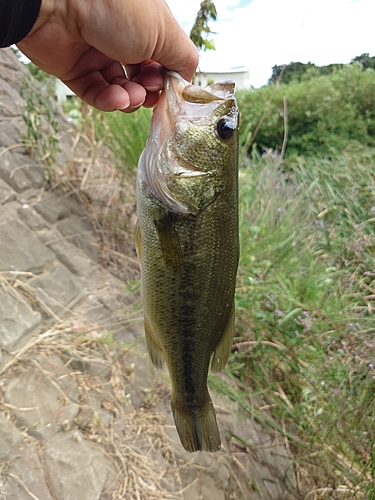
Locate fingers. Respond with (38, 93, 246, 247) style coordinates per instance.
(63, 67, 147, 112)
(17, 0, 198, 113)
(77, 0, 198, 84)
(126, 60, 164, 90)
(149, 4, 199, 82)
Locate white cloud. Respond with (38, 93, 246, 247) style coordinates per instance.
(166, 0, 375, 87)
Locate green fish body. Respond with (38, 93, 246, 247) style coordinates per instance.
(136, 72, 239, 452)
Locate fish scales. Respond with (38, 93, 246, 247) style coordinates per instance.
(136, 72, 239, 452)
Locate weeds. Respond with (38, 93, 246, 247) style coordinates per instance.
(20, 76, 59, 180)
(64, 100, 152, 175)
(217, 144, 375, 497)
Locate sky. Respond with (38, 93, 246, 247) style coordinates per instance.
(166, 0, 375, 87)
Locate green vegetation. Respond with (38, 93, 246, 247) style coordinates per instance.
(62, 101, 152, 175)
(238, 64, 375, 158)
(21, 75, 59, 180)
(96, 108, 152, 174)
(219, 143, 375, 496)
(218, 65, 375, 496)
(189, 0, 217, 52)
(269, 53, 375, 85)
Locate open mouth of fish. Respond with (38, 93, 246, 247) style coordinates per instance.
(140, 71, 237, 214)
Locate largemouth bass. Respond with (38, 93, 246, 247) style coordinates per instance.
(136, 72, 239, 452)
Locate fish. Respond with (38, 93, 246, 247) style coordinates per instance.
(136, 71, 239, 452)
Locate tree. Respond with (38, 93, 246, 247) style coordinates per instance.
(190, 0, 217, 52)
(269, 62, 319, 85)
(351, 53, 375, 71)
(268, 61, 344, 85)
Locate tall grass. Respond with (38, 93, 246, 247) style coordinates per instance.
(220, 143, 375, 497)
(63, 101, 152, 175)
(100, 107, 152, 174)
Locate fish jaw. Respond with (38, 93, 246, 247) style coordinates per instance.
(138, 72, 238, 215)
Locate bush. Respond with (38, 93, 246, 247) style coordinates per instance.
(237, 65, 375, 158)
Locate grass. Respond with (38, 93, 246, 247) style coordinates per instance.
(217, 142, 375, 497)
(100, 107, 152, 174)
(63, 100, 152, 175)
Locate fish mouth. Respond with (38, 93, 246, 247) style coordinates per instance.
(155, 72, 232, 176)
(140, 72, 236, 214)
(142, 73, 212, 213)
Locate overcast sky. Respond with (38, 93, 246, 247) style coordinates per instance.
(166, 0, 375, 87)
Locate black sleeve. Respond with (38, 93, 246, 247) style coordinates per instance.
(0, 0, 42, 48)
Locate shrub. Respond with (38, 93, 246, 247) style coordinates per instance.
(237, 65, 375, 158)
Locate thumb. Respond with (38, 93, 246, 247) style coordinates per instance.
(151, 19, 198, 82)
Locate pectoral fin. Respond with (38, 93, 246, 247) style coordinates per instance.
(211, 302, 235, 372)
(154, 217, 183, 272)
(144, 316, 164, 369)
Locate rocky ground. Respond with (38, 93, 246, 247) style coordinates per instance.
(0, 48, 298, 499)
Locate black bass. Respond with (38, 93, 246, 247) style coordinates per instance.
(136, 72, 239, 452)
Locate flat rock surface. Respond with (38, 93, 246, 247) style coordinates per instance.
(0, 444, 54, 500)
(0, 219, 55, 274)
(4, 362, 79, 440)
(0, 290, 41, 350)
(0, 414, 21, 463)
(0, 48, 298, 500)
(30, 263, 84, 316)
(42, 431, 118, 500)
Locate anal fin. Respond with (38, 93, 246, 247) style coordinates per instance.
(144, 316, 164, 369)
(211, 301, 235, 372)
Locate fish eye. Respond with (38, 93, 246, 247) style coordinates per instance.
(216, 118, 235, 140)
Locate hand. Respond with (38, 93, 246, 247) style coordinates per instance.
(17, 0, 198, 112)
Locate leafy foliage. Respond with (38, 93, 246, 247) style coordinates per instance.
(269, 61, 345, 85)
(238, 64, 375, 158)
(189, 0, 217, 51)
(269, 53, 375, 84)
(351, 52, 375, 71)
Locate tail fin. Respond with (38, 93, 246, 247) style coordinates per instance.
(171, 396, 221, 452)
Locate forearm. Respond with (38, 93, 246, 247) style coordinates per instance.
(0, 0, 42, 47)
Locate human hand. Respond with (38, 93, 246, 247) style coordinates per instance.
(17, 0, 198, 112)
